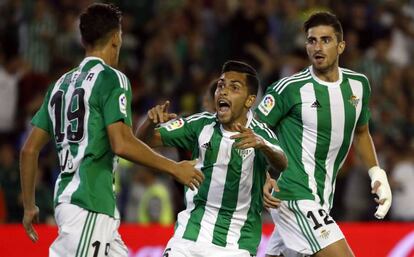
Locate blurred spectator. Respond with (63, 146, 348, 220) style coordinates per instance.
(0, 141, 22, 222)
(19, 0, 57, 73)
(52, 9, 83, 75)
(0, 52, 27, 135)
(267, 1, 303, 55)
(390, 147, 414, 221)
(356, 29, 392, 90)
(17, 73, 50, 130)
(118, 13, 140, 77)
(229, 0, 269, 67)
(342, 164, 373, 221)
(125, 166, 174, 225)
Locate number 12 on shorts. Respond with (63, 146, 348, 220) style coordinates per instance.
(306, 209, 334, 230)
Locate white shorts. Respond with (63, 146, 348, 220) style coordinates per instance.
(49, 203, 128, 257)
(266, 200, 344, 256)
(163, 237, 253, 257)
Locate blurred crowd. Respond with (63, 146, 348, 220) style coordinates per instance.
(0, 0, 413, 225)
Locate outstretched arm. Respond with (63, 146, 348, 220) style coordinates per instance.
(354, 124, 392, 219)
(108, 121, 203, 190)
(20, 127, 51, 242)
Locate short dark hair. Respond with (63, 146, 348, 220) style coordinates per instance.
(304, 12, 343, 42)
(209, 79, 218, 99)
(79, 3, 122, 47)
(221, 60, 259, 95)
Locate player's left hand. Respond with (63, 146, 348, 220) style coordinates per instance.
(231, 123, 264, 149)
(147, 100, 177, 125)
(369, 166, 392, 219)
(263, 176, 281, 209)
(22, 205, 40, 242)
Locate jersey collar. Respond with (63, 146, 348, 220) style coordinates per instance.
(79, 56, 106, 68)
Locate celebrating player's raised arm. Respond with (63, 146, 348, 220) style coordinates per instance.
(135, 100, 177, 147)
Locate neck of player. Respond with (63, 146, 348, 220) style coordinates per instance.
(222, 115, 248, 132)
(85, 46, 117, 67)
(313, 62, 340, 82)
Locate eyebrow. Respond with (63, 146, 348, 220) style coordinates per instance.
(321, 36, 333, 40)
(307, 35, 333, 40)
(229, 79, 243, 85)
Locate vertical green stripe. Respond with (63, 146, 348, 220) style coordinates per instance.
(238, 155, 266, 255)
(273, 83, 310, 201)
(313, 85, 331, 205)
(54, 172, 75, 206)
(328, 79, 356, 207)
(82, 213, 98, 257)
(75, 212, 91, 257)
(212, 148, 242, 246)
(288, 201, 318, 252)
(183, 130, 222, 241)
(294, 201, 321, 251)
(78, 212, 95, 257)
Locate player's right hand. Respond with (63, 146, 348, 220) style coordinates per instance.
(147, 100, 177, 125)
(22, 205, 40, 242)
(174, 160, 205, 191)
(263, 177, 281, 209)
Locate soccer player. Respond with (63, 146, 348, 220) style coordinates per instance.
(20, 3, 204, 257)
(136, 60, 287, 257)
(256, 12, 392, 257)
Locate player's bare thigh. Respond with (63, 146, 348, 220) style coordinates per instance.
(266, 238, 353, 257)
(312, 238, 354, 257)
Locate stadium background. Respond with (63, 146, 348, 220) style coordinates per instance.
(0, 0, 413, 256)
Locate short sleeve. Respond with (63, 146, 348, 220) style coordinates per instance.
(255, 83, 290, 127)
(99, 71, 132, 127)
(158, 117, 197, 151)
(253, 121, 284, 153)
(356, 78, 371, 126)
(31, 86, 53, 134)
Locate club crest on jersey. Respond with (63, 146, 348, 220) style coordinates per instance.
(119, 93, 127, 116)
(258, 94, 275, 116)
(235, 148, 253, 159)
(166, 118, 184, 131)
(348, 95, 360, 108)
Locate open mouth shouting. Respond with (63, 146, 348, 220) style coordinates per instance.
(217, 98, 231, 116)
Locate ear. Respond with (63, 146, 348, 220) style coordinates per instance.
(338, 40, 346, 55)
(111, 30, 121, 47)
(245, 95, 256, 108)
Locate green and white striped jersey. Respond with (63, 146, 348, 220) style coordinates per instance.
(255, 66, 371, 211)
(158, 111, 283, 255)
(31, 57, 132, 218)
